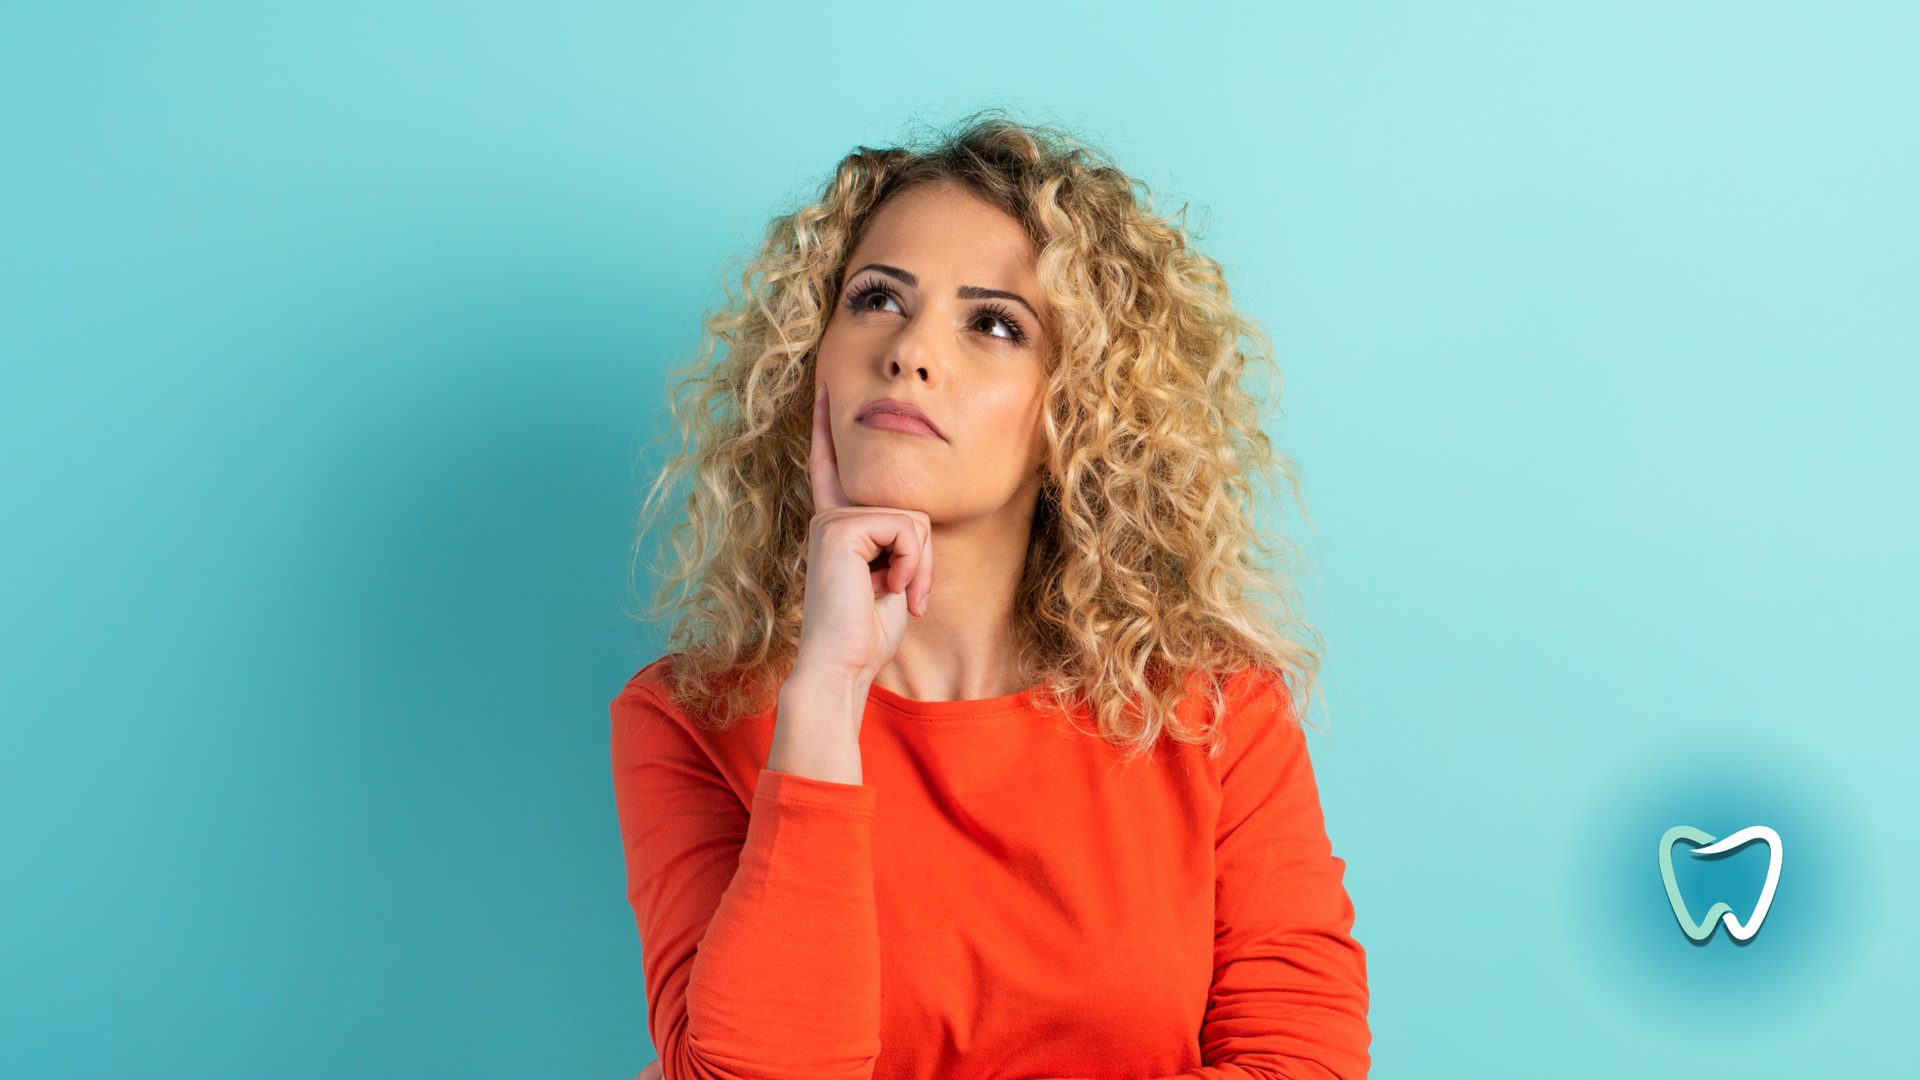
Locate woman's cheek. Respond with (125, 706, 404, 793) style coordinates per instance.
(970, 397, 1047, 493)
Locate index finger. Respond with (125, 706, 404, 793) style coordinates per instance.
(809, 383, 852, 511)
(906, 513, 932, 617)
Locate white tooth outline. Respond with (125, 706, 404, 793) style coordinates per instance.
(1687, 826, 1783, 941)
(1658, 825, 1784, 942)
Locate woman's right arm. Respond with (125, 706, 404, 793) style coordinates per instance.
(612, 386, 932, 1080)
(611, 682, 883, 1080)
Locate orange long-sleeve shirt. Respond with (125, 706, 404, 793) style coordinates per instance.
(610, 659, 1369, 1080)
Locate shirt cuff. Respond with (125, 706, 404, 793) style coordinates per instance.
(755, 768, 878, 816)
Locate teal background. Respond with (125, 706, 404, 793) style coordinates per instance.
(3, 2, 1914, 1076)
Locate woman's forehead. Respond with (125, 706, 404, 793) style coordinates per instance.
(853, 185, 1039, 281)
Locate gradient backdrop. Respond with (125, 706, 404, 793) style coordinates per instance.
(3, 3, 1914, 1077)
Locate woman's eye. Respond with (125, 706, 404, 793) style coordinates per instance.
(854, 288, 903, 314)
(972, 313, 1014, 339)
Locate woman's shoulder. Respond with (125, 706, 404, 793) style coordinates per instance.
(1217, 664, 1296, 712)
(612, 654, 682, 718)
(610, 654, 777, 740)
(609, 655, 772, 777)
(611, 655, 746, 742)
(1188, 664, 1308, 775)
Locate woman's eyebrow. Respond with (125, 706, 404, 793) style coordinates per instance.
(958, 285, 1039, 321)
(849, 263, 917, 287)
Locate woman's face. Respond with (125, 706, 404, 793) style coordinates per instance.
(815, 183, 1051, 527)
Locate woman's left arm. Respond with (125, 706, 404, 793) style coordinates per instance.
(1043, 675, 1370, 1080)
(1194, 675, 1371, 1079)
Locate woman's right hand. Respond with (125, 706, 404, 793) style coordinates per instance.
(767, 386, 933, 784)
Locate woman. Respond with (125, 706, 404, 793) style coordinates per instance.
(612, 116, 1369, 1080)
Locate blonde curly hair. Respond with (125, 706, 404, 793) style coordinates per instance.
(642, 114, 1318, 752)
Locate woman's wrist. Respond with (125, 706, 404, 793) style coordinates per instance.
(768, 664, 870, 785)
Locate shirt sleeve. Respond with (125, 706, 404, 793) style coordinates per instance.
(1193, 674, 1371, 1080)
(610, 678, 884, 1080)
(1042, 674, 1372, 1080)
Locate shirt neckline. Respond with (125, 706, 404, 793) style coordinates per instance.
(864, 679, 1038, 719)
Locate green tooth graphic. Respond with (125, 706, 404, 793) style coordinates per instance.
(1659, 825, 1735, 941)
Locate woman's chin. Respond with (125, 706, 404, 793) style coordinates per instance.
(842, 479, 938, 515)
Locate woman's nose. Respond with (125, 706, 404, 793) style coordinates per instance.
(886, 357, 931, 382)
(884, 318, 942, 386)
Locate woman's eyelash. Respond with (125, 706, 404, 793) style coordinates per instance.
(972, 303, 1029, 345)
(844, 279, 902, 313)
(844, 280, 1028, 345)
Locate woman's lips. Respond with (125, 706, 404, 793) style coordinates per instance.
(855, 398, 946, 441)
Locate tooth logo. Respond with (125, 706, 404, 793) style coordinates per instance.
(1658, 825, 1783, 942)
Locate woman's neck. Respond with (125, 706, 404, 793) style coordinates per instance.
(871, 510, 1032, 703)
